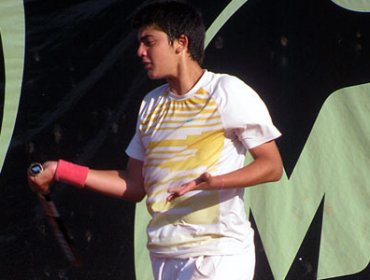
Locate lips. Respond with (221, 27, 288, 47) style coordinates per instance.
(142, 61, 152, 70)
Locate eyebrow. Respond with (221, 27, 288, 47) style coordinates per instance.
(139, 34, 155, 42)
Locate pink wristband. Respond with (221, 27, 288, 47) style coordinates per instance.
(54, 160, 89, 188)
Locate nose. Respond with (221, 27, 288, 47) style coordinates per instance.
(137, 43, 146, 58)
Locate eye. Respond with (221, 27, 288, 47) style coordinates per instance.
(144, 39, 155, 47)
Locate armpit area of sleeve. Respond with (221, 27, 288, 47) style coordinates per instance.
(125, 148, 144, 161)
(125, 135, 145, 161)
(238, 124, 282, 150)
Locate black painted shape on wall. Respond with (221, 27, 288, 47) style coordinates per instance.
(249, 199, 322, 280)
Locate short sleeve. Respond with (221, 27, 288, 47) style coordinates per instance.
(125, 129, 145, 161)
(216, 75, 281, 149)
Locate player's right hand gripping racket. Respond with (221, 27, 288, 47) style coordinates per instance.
(28, 163, 81, 267)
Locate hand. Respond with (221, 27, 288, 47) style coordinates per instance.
(27, 161, 58, 193)
(167, 172, 214, 202)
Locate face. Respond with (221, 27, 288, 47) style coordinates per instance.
(137, 26, 179, 80)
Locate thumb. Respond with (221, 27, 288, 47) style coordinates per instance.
(197, 172, 212, 185)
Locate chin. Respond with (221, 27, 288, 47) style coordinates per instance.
(147, 72, 164, 80)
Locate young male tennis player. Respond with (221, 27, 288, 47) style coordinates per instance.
(28, 1, 283, 279)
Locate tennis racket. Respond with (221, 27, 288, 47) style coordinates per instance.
(28, 163, 81, 267)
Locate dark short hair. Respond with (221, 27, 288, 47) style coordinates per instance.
(132, 0, 205, 65)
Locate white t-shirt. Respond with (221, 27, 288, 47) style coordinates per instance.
(126, 70, 281, 258)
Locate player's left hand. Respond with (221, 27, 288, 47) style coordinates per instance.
(167, 172, 213, 201)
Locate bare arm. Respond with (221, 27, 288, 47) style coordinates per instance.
(28, 158, 146, 203)
(167, 140, 283, 201)
(85, 158, 146, 202)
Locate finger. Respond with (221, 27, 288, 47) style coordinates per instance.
(27, 173, 49, 193)
(199, 172, 211, 182)
(168, 184, 188, 196)
(27, 177, 38, 191)
(166, 192, 178, 202)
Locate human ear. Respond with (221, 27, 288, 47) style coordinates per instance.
(175, 34, 188, 53)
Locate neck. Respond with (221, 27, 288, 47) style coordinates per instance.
(167, 62, 204, 96)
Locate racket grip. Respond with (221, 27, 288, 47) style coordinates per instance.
(27, 162, 82, 266)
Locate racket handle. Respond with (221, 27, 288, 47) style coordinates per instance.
(28, 162, 82, 267)
(28, 162, 44, 176)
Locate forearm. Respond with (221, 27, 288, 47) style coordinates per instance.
(28, 159, 146, 203)
(215, 141, 283, 189)
(215, 157, 283, 189)
(84, 169, 145, 202)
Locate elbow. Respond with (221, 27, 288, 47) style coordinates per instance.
(131, 193, 146, 203)
(123, 187, 146, 203)
(270, 163, 283, 182)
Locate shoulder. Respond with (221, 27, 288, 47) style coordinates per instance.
(137, 84, 169, 114)
(140, 83, 169, 107)
(206, 71, 255, 94)
(143, 84, 169, 100)
(206, 71, 259, 103)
